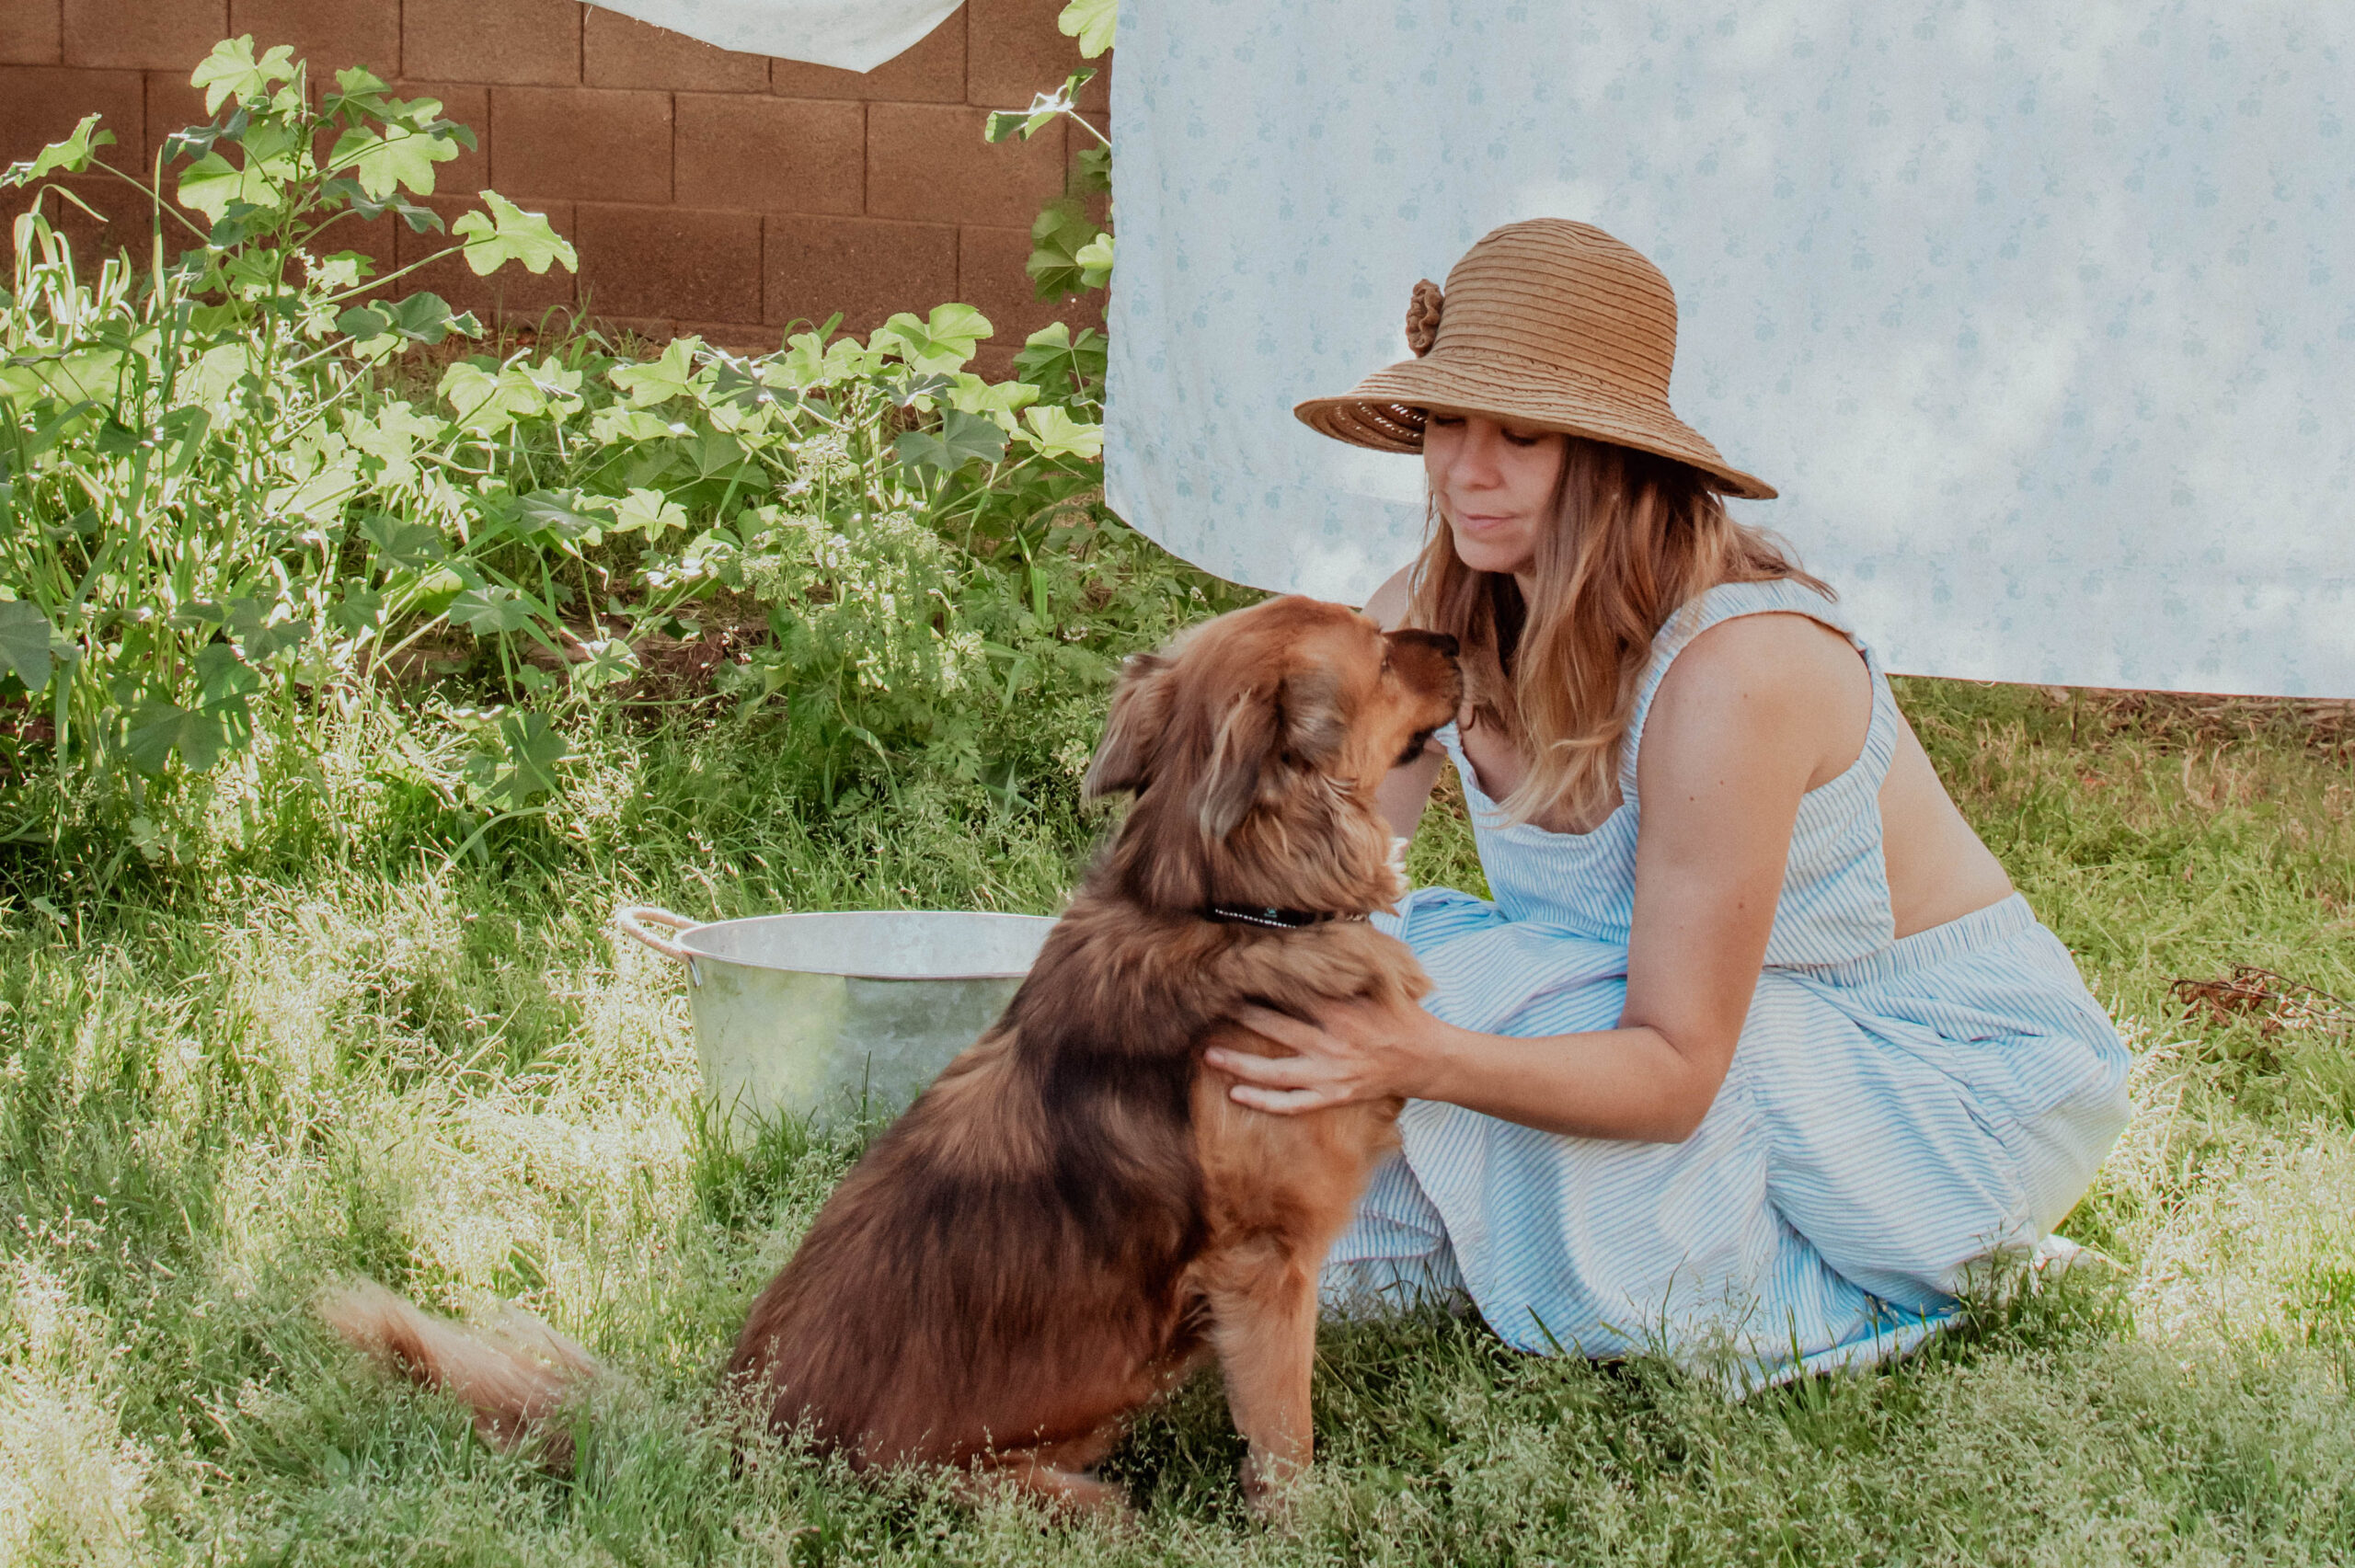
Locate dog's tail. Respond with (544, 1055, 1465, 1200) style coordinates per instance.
(320, 1277, 601, 1467)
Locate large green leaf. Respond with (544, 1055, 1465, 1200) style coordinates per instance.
(2, 115, 115, 189)
(511, 489, 614, 547)
(327, 120, 459, 200)
(948, 372, 1041, 432)
(122, 652, 257, 775)
(190, 36, 297, 114)
(177, 149, 281, 224)
(872, 303, 994, 375)
(1026, 199, 1107, 303)
(123, 700, 222, 775)
(587, 406, 676, 444)
(569, 638, 638, 692)
(1019, 405, 1103, 461)
(1058, 0, 1118, 58)
(449, 585, 536, 636)
(224, 601, 305, 663)
(1075, 231, 1114, 291)
(338, 291, 473, 349)
(347, 400, 452, 487)
(452, 192, 579, 277)
(895, 409, 1009, 477)
(1012, 322, 1109, 403)
(609, 487, 688, 536)
(472, 710, 569, 807)
(607, 337, 701, 407)
(985, 69, 1098, 144)
(324, 67, 398, 123)
(0, 600, 54, 691)
(439, 360, 557, 435)
(358, 511, 448, 568)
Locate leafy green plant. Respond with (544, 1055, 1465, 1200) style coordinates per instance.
(0, 40, 573, 813)
(986, 4, 1116, 309)
(2, 33, 1240, 870)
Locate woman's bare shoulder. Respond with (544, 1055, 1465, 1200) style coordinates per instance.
(1361, 564, 1417, 630)
(1644, 611, 1871, 775)
(1669, 610, 1861, 698)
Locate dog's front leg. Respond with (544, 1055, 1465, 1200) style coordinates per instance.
(1200, 1239, 1319, 1513)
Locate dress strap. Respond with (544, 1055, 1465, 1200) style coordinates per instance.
(1619, 578, 1896, 799)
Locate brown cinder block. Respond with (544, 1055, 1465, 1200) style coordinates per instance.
(229, 0, 401, 79)
(62, 0, 225, 71)
(586, 8, 766, 92)
(968, 342, 1017, 383)
(867, 102, 1063, 228)
(572, 202, 762, 322)
(764, 213, 957, 334)
(491, 86, 671, 204)
(392, 192, 581, 324)
(676, 318, 780, 353)
(769, 6, 964, 103)
(957, 222, 1100, 346)
(675, 94, 861, 215)
(0, 1, 63, 65)
(964, 0, 1104, 109)
(385, 81, 490, 196)
(0, 64, 144, 169)
(142, 69, 212, 166)
(403, 0, 580, 86)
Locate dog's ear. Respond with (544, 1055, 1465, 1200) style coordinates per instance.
(1195, 669, 1346, 840)
(1278, 666, 1348, 768)
(1197, 688, 1281, 841)
(1084, 652, 1175, 799)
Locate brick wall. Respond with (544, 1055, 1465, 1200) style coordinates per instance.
(0, 0, 1106, 375)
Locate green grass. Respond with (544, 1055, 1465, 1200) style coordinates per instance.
(3, 680, 2352, 1565)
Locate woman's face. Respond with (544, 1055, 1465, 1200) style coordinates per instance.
(1421, 412, 1568, 578)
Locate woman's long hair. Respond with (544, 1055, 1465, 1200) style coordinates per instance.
(1408, 436, 1828, 829)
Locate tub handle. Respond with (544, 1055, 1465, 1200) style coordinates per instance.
(616, 905, 701, 984)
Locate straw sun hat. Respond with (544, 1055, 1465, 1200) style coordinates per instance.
(1293, 218, 1776, 500)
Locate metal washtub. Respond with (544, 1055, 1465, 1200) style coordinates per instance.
(616, 907, 1056, 1128)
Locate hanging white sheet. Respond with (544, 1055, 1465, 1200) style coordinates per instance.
(1103, 1, 2355, 697)
(585, 0, 958, 74)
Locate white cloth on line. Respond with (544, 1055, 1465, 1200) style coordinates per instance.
(582, 0, 957, 74)
(1102, 0, 2355, 698)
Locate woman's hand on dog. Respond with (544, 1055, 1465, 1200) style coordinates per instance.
(1208, 999, 1444, 1114)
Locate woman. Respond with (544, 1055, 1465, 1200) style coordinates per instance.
(1209, 219, 2131, 1378)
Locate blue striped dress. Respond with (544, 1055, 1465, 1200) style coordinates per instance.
(1324, 578, 2131, 1379)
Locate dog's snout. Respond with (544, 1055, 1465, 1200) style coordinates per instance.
(1429, 632, 1460, 658)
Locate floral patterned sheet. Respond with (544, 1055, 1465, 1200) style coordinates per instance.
(587, 0, 955, 73)
(1103, 0, 2353, 697)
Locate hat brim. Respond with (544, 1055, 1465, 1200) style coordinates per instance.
(1293, 350, 1777, 501)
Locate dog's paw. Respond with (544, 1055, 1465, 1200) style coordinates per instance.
(1239, 1451, 1306, 1523)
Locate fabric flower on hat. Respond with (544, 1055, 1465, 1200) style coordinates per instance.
(1405, 280, 1443, 356)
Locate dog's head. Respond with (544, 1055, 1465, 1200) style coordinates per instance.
(1084, 596, 1462, 916)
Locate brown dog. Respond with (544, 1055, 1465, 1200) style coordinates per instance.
(326, 595, 1462, 1514)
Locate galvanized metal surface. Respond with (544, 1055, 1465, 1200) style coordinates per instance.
(618, 908, 1055, 1129)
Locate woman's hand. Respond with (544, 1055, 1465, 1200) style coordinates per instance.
(1204, 996, 1451, 1115)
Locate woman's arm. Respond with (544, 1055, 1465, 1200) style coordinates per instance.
(1361, 565, 1449, 839)
(1210, 613, 1870, 1142)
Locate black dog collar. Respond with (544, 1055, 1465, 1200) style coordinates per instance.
(1203, 903, 1366, 931)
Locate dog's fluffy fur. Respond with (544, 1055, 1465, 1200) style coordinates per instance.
(325, 595, 1463, 1513)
